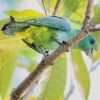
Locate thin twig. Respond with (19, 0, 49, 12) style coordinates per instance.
(81, 0, 94, 29)
(90, 60, 100, 73)
(65, 86, 75, 100)
(41, 0, 47, 16)
(65, 79, 75, 100)
(89, 26, 100, 32)
(52, 0, 62, 16)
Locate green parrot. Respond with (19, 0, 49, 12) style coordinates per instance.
(1, 16, 98, 57)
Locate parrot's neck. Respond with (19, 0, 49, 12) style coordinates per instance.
(70, 28, 81, 49)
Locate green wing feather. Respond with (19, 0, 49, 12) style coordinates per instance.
(23, 16, 71, 31)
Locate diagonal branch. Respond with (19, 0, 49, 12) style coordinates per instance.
(52, 0, 62, 16)
(81, 0, 94, 29)
(20, 76, 41, 100)
(10, 26, 100, 100)
(41, 0, 47, 16)
(10, 0, 100, 99)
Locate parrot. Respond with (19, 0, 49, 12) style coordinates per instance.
(1, 16, 98, 57)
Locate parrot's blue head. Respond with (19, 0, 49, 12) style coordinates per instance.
(77, 34, 98, 57)
(72, 29, 98, 57)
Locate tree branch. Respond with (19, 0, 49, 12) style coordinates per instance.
(89, 27, 100, 32)
(20, 76, 40, 100)
(41, 0, 47, 16)
(81, 0, 94, 29)
(10, 26, 100, 100)
(52, 0, 62, 16)
(89, 24, 100, 32)
(10, 0, 100, 99)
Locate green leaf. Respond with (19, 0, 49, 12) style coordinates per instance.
(29, 96, 35, 100)
(91, 5, 100, 44)
(18, 49, 39, 71)
(58, 0, 86, 28)
(0, 94, 2, 100)
(0, 37, 27, 50)
(37, 0, 86, 27)
(91, 5, 100, 61)
(91, 5, 100, 24)
(0, 49, 18, 98)
(36, 54, 67, 100)
(58, 95, 64, 100)
(5, 9, 44, 21)
(71, 50, 90, 100)
(20, 49, 39, 61)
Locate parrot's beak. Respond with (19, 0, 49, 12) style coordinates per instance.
(86, 48, 97, 57)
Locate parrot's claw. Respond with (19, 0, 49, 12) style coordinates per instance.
(42, 51, 49, 59)
(45, 51, 49, 55)
(57, 41, 67, 45)
(62, 41, 69, 52)
(45, 50, 49, 57)
(54, 39, 69, 52)
(42, 51, 54, 65)
(62, 41, 67, 44)
(53, 37, 62, 45)
(54, 38, 67, 45)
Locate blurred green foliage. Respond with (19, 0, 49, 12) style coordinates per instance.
(71, 50, 90, 99)
(37, 54, 67, 100)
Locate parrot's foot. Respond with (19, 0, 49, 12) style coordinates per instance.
(42, 51, 54, 65)
(57, 41, 67, 45)
(45, 51, 49, 56)
(42, 51, 49, 59)
(53, 38, 67, 45)
(62, 41, 67, 44)
(53, 38, 62, 45)
(54, 39, 69, 52)
(59, 41, 67, 45)
(62, 41, 69, 52)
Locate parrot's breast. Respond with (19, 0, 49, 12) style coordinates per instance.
(23, 26, 68, 53)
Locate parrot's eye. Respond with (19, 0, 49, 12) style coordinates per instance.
(90, 39, 95, 45)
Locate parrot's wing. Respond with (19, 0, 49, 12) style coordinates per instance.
(25, 16, 71, 31)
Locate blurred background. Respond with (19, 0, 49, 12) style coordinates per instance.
(0, 0, 100, 100)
